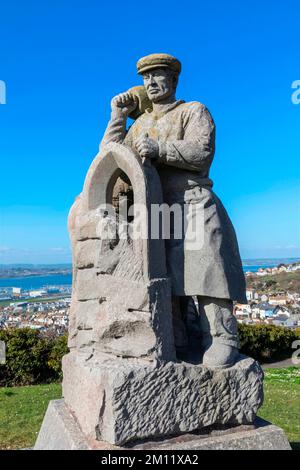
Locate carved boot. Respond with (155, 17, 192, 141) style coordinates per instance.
(197, 296, 240, 368)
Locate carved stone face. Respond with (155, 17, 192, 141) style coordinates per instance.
(142, 68, 177, 103)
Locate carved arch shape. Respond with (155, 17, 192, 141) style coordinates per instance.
(81, 143, 167, 281)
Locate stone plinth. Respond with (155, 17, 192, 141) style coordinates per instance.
(34, 400, 291, 450)
(61, 352, 263, 446)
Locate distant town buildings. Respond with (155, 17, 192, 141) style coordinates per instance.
(246, 261, 300, 278)
(237, 261, 300, 327)
(0, 284, 72, 334)
(0, 298, 71, 333)
(234, 294, 300, 328)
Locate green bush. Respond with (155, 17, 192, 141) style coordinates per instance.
(0, 328, 68, 387)
(47, 334, 68, 380)
(238, 323, 299, 362)
(294, 326, 300, 339)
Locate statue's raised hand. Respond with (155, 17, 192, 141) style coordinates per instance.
(111, 92, 137, 117)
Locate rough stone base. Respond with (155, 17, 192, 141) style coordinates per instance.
(62, 352, 264, 445)
(34, 400, 291, 450)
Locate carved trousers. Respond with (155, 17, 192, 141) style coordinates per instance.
(172, 296, 239, 350)
(197, 296, 239, 349)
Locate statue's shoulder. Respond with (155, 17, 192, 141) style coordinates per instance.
(180, 101, 214, 125)
(181, 101, 215, 129)
(180, 101, 208, 113)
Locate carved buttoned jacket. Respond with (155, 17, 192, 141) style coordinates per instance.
(101, 100, 246, 302)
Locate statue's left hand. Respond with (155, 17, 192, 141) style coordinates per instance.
(135, 134, 159, 160)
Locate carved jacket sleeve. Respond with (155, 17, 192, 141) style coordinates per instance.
(100, 113, 127, 149)
(158, 104, 215, 172)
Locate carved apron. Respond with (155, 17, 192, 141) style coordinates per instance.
(120, 101, 246, 302)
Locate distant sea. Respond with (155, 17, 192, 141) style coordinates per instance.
(0, 274, 72, 289)
(242, 257, 299, 273)
(0, 258, 299, 289)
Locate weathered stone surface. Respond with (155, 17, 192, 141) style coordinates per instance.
(34, 399, 89, 450)
(63, 352, 264, 445)
(71, 298, 156, 357)
(62, 353, 105, 440)
(83, 308, 156, 357)
(132, 417, 292, 450)
(74, 239, 103, 269)
(35, 400, 291, 450)
(75, 268, 148, 304)
(68, 276, 175, 361)
(74, 299, 103, 332)
(73, 263, 174, 359)
(66, 143, 176, 367)
(75, 209, 103, 241)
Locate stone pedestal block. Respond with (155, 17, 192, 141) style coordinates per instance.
(34, 400, 291, 450)
(62, 351, 264, 446)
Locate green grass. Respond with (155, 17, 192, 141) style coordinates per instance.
(0, 383, 62, 449)
(258, 367, 300, 450)
(0, 367, 299, 450)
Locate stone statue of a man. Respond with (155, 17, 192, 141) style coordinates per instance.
(100, 53, 246, 368)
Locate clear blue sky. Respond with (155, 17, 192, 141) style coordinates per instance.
(0, 0, 299, 264)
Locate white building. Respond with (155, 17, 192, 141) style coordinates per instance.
(246, 290, 253, 301)
(235, 304, 252, 318)
(278, 266, 287, 273)
(252, 302, 275, 319)
(12, 287, 22, 296)
(256, 269, 268, 276)
(29, 290, 47, 298)
(269, 296, 288, 306)
(273, 306, 290, 317)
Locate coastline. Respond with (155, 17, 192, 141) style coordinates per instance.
(0, 258, 299, 289)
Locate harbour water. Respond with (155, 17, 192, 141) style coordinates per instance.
(0, 274, 72, 289)
(0, 258, 299, 289)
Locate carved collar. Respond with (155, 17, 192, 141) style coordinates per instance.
(145, 100, 185, 119)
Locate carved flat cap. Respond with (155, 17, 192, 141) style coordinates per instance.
(137, 53, 181, 75)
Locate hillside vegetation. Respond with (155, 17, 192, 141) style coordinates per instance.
(247, 270, 300, 294)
